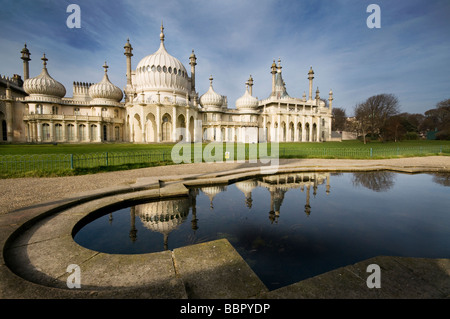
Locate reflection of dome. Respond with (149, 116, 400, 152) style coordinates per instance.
(200, 185, 227, 209)
(236, 86, 258, 110)
(89, 62, 123, 104)
(23, 54, 66, 98)
(235, 180, 258, 208)
(134, 23, 189, 96)
(135, 198, 190, 234)
(199, 76, 225, 110)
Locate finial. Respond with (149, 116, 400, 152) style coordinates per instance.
(41, 53, 48, 68)
(103, 61, 109, 73)
(209, 75, 213, 86)
(160, 20, 165, 42)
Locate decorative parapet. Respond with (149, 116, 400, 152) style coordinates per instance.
(23, 114, 124, 124)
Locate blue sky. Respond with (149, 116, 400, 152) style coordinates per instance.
(1, 0, 449, 115)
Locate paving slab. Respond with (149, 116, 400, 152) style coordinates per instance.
(264, 256, 450, 299)
(173, 239, 268, 299)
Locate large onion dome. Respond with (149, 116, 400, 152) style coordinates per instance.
(134, 23, 190, 96)
(23, 54, 66, 98)
(236, 85, 258, 110)
(134, 198, 190, 249)
(88, 62, 123, 104)
(199, 76, 224, 110)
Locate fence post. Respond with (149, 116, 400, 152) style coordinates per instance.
(70, 154, 74, 170)
(106, 152, 109, 166)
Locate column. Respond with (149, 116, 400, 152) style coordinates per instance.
(172, 106, 177, 142)
(317, 118, 321, 142)
(97, 123, 101, 142)
(36, 120, 42, 142)
(49, 121, 54, 142)
(62, 121, 66, 142)
(156, 106, 161, 142)
(301, 119, 306, 142)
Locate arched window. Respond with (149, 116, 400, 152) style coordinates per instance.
(79, 124, 86, 141)
(42, 123, 50, 141)
(1, 120, 7, 141)
(55, 124, 63, 141)
(67, 124, 75, 141)
(90, 124, 97, 141)
(115, 126, 120, 141)
(162, 115, 171, 142)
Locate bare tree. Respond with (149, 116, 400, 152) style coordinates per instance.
(364, 94, 400, 140)
(332, 107, 347, 131)
(354, 102, 371, 144)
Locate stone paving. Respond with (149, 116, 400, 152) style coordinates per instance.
(0, 156, 449, 299)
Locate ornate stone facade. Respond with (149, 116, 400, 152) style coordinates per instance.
(0, 24, 333, 144)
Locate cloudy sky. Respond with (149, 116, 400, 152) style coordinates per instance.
(1, 0, 449, 115)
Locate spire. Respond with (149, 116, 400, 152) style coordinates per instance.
(41, 53, 48, 69)
(209, 75, 213, 87)
(103, 61, 109, 73)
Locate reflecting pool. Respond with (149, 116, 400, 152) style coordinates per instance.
(74, 172, 450, 290)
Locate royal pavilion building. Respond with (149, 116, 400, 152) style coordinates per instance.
(0, 24, 333, 144)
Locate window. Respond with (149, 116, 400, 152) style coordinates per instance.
(115, 126, 120, 141)
(162, 115, 171, 141)
(42, 123, 50, 141)
(90, 124, 97, 141)
(55, 124, 63, 141)
(67, 124, 75, 141)
(151, 65, 156, 72)
(1, 120, 7, 141)
(103, 125, 107, 141)
(74, 108, 81, 115)
(36, 104, 43, 114)
(79, 124, 86, 141)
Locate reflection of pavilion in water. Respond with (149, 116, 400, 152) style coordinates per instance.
(236, 172, 331, 223)
(126, 172, 330, 249)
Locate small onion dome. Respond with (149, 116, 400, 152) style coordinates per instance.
(236, 85, 258, 110)
(23, 53, 66, 98)
(89, 62, 123, 102)
(199, 76, 224, 109)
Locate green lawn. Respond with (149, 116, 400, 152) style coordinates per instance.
(0, 140, 448, 178)
(1, 140, 449, 155)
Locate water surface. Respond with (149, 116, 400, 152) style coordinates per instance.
(74, 172, 450, 290)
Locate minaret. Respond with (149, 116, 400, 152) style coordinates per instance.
(123, 38, 133, 86)
(246, 75, 254, 96)
(189, 49, 197, 93)
(308, 66, 314, 101)
(328, 89, 333, 111)
(21, 43, 31, 80)
(315, 87, 320, 106)
(271, 60, 277, 95)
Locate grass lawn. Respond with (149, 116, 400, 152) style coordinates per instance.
(1, 140, 449, 155)
(0, 140, 448, 178)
